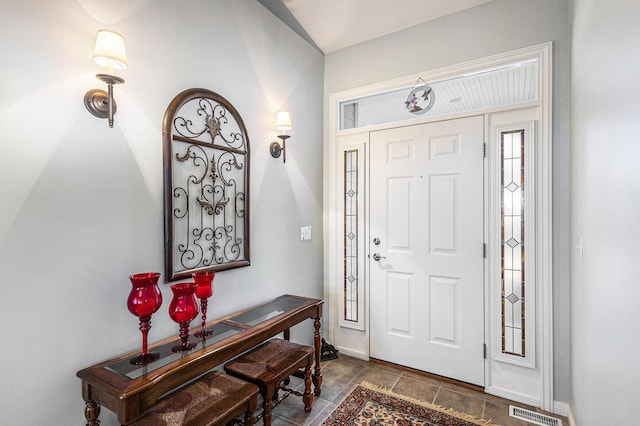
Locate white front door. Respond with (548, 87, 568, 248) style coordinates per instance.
(369, 116, 485, 386)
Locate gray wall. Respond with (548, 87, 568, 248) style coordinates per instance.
(0, 1, 324, 425)
(324, 0, 571, 403)
(571, 0, 640, 423)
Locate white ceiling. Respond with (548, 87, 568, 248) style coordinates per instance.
(278, 0, 494, 53)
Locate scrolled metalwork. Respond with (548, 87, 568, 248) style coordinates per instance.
(163, 89, 250, 282)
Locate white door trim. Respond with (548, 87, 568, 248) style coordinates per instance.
(323, 42, 553, 410)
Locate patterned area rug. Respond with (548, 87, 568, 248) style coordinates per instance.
(322, 382, 495, 425)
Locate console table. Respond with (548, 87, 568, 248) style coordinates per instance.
(76, 294, 323, 425)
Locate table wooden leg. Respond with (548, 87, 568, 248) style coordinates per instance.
(283, 328, 292, 385)
(84, 400, 100, 425)
(312, 317, 323, 396)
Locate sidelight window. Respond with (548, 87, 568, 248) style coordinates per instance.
(343, 149, 359, 322)
(501, 130, 526, 357)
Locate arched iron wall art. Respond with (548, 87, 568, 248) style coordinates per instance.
(163, 89, 250, 282)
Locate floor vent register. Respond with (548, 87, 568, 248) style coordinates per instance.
(509, 405, 563, 426)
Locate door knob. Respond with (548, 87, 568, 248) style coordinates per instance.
(372, 253, 386, 261)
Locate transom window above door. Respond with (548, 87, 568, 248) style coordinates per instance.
(339, 58, 538, 130)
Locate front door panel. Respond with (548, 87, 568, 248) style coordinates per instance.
(369, 116, 485, 386)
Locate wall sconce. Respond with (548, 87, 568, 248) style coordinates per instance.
(83, 30, 127, 128)
(270, 111, 292, 163)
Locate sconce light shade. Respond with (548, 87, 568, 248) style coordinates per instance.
(92, 30, 128, 70)
(275, 111, 292, 131)
(270, 111, 292, 163)
(84, 30, 127, 128)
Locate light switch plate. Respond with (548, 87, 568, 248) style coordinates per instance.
(300, 226, 312, 241)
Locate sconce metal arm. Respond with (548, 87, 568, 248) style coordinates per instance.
(84, 73, 125, 128)
(270, 134, 290, 163)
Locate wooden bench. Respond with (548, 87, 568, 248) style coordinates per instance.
(224, 339, 315, 426)
(134, 371, 259, 426)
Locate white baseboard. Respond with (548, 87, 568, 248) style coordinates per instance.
(486, 386, 569, 419)
(336, 346, 368, 360)
(485, 386, 540, 408)
(553, 400, 569, 417)
(567, 403, 576, 426)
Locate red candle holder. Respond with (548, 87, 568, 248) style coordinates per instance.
(192, 271, 215, 338)
(127, 272, 162, 365)
(168, 282, 199, 352)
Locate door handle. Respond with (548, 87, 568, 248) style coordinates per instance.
(372, 253, 386, 261)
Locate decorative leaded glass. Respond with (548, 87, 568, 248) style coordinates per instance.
(344, 150, 358, 322)
(501, 130, 525, 357)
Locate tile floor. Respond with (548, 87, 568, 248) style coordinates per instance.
(267, 355, 568, 426)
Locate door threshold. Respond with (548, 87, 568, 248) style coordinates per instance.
(369, 357, 484, 393)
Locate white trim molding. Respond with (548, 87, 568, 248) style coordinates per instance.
(567, 403, 576, 426)
(554, 401, 569, 418)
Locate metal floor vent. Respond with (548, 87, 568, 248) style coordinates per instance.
(509, 406, 563, 426)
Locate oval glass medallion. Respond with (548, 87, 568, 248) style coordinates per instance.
(405, 84, 435, 115)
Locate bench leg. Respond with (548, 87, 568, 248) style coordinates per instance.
(244, 410, 256, 426)
(303, 361, 313, 412)
(244, 392, 257, 426)
(261, 384, 276, 426)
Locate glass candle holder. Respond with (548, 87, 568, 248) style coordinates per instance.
(192, 271, 215, 337)
(127, 272, 162, 365)
(168, 282, 199, 352)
